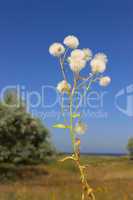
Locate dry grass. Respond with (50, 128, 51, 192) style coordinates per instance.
(0, 155, 133, 200)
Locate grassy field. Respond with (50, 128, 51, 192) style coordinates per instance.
(0, 155, 133, 200)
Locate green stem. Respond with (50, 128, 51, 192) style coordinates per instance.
(69, 77, 77, 153)
(75, 77, 94, 114)
(61, 95, 67, 123)
(70, 94, 75, 152)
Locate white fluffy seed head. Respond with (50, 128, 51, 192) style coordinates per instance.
(68, 49, 91, 72)
(99, 76, 111, 87)
(68, 57, 86, 72)
(63, 35, 79, 49)
(57, 80, 71, 93)
(49, 43, 65, 57)
(90, 53, 108, 74)
(74, 122, 87, 135)
(90, 59, 106, 74)
(82, 48, 92, 61)
(71, 49, 85, 60)
(94, 53, 108, 63)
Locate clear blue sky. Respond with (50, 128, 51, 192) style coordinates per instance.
(0, 0, 133, 153)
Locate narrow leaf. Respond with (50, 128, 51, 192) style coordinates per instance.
(53, 124, 70, 129)
(59, 156, 74, 162)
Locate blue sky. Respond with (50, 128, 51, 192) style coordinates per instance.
(0, 0, 133, 153)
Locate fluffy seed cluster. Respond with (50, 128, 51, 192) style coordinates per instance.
(90, 53, 108, 74)
(99, 76, 111, 87)
(49, 35, 111, 88)
(63, 35, 79, 49)
(74, 122, 87, 135)
(49, 43, 65, 57)
(68, 48, 92, 72)
(82, 48, 92, 61)
(57, 80, 71, 93)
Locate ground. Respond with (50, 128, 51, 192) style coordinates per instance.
(0, 155, 133, 200)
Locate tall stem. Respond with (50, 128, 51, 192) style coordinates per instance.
(59, 48, 69, 81)
(70, 76, 77, 152)
(70, 95, 75, 152)
(59, 57, 67, 80)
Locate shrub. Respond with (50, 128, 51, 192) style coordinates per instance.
(0, 90, 53, 164)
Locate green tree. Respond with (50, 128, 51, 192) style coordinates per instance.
(0, 90, 53, 164)
(127, 137, 133, 160)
